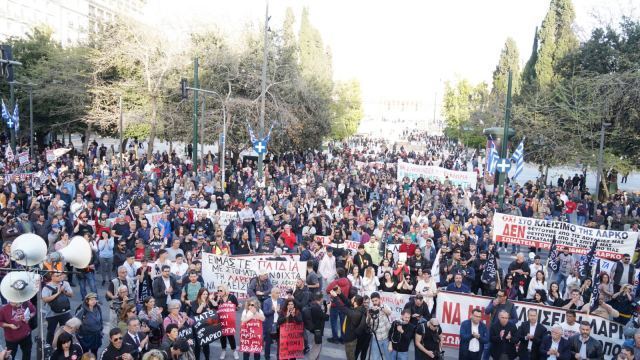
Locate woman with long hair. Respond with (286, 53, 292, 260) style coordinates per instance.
(276, 299, 303, 360)
(240, 298, 265, 360)
(503, 275, 517, 300)
(118, 303, 138, 333)
(96, 229, 114, 285)
(598, 272, 614, 302)
(361, 266, 380, 296)
(212, 285, 240, 359)
(138, 296, 163, 349)
(580, 278, 593, 304)
(546, 282, 563, 307)
(190, 288, 216, 360)
(50, 333, 83, 360)
(347, 265, 363, 295)
(526, 270, 547, 299)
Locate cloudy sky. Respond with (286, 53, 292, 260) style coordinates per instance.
(145, 0, 635, 110)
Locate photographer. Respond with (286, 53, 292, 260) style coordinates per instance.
(330, 291, 367, 360)
(415, 318, 443, 360)
(388, 309, 415, 360)
(403, 294, 431, 326)
(367, 292, 392, 360)
(302, 293, 328, 360)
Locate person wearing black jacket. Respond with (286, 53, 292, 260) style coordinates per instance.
(99, 328, 135, 360)
(388, 310, 415, 359)
(303, 293, 328, 360)
(408, 249, 427, 279)
(330, 292, 367, 360)
(517, 309, 547, 360)
(489, 310, 518, 360)
(354, 245, 373, 276)
(415, 318, 443, 360)
(403, 294, 431, 326)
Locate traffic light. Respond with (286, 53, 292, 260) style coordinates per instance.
(0, 45, 14, 82)
(180, 78, 188, 99)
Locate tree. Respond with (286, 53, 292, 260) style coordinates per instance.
(521, 27, 539, 92)
(442, 79, 490, 148)
(533, 0, 578, 88)
(331, 79, 363, 140)
(492, 37, 521, 97)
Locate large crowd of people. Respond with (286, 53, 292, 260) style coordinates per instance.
(0, 131, 637, 360)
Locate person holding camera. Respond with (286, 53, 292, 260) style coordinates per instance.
(403, 294, 431, 326)
(367, 292, 392, 360)
(415, 318, 443, 360)
(302, 293, 328, 360)
(330, 290, 367, 360)
(388, 309, 415, 360)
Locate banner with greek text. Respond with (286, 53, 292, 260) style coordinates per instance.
(201, 253, 306, 296)
(396, 161, 477, 188)
(493, 213, 638, 260)
(239, 319, 263, 353)
(435, 291, 625, 359)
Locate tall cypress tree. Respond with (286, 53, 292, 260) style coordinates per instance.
(521, 27, 539, 91)
(299, 7, 332, 90)
(492, 37, 521, 97)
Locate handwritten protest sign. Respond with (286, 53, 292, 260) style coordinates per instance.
(193, 310, 223, 346)
(239, 319, 263, 353)
(217, 302, 237, 336)
(18, 152, 29, 166)
(493, 213, 638, 260)
(279, 322, 304, 359)
(378, 291, 412, 321)
(396, 161, 477, 188)
(201, 253, 306, 297)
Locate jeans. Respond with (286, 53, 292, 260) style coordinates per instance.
(577, 215, 586, 226)
(306, 330, 322, 360)
(99, 257, 114, 283)
(511, 244, 520, 254)
(46, 313, 72, 344)
(369, 338, 390, 360)
(78, 272, 97, 300)
(6, 335, 32, 360)
(389, 350, 409, 360)
(330, 307, 345, 340)
(554, 272, 568, 295)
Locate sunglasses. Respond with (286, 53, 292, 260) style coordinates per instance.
(112, 337, 122, 342)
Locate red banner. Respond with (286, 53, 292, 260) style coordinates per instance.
(279, 322, 304, 359)
(239, 319, 263, 353)
(218, 302, 237, 336)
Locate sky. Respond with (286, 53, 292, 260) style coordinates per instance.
(145, 0, 636, 111)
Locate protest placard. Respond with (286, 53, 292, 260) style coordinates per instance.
(193, 310, 223, 346)
(144, 211, 164, 229)
(378, 291, 412, 320)
(493, 213, 638, 260)
(17, 152, 29, 166)
(396, 161, 477, 188)
(201, 253, 306, 297)
(435, 291, 625, 359)
(217, 302, 237, 336)
(239, 319, 263, 353)
(45, 149, 56, 162)
(279, 322, 304, 359)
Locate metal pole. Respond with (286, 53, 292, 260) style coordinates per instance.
(257, 0, 269, 182)
(594, 121, 606, 211)
(29, 86, 34, 168)
(221, 107, 226, 189)
(497, 70, 513, 211)
(193, 58, 199, 175)
(9, 82, 15, 151)
(119, 95, 124, 172)
(200, 96, 205, 172)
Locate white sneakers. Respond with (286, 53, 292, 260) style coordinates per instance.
(219, 350, 239, 359)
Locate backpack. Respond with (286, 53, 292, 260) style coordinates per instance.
(45, 285, 70, 314)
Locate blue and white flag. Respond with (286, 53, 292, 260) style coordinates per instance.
(1, 100, 9, 123)
(590, 259, 601, 312)
(486, 136, 499, 173)
(547, 234, 560, 273)
(481, 251, 498, 284)
(578, 240, 598, 279)
(12, 104, 18, 131)
(264, 122, 275, 144)
(510, 138, 525, 180)
(247, 123, 257, 144)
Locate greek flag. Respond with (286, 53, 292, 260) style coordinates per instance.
(486, 137, 499, 173)
(590, 259, 601, 312)
(547, 234, 560, 273)
(247, 123, 257, 143)
(510, 138, 525, 180)
(12, 103, 18, 131)
(1, 100, 9, 123)
(115, 193, 129, 210)
(264, 122, 275, 144)
(578, 240, 598, 279)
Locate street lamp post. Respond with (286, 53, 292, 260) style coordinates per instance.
(10, 81, 37, 166)
(257, 0, 269, 183)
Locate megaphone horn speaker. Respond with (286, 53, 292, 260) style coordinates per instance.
(50, 236, 92, 269)
(10, 233, 48, 266)
(0, 271, 39, 303)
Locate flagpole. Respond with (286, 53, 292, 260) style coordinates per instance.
(497, 71, 513, 211)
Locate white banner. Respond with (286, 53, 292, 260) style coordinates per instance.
(493, 213, 638, 260)
(192, 208, 239, 229)
(144, 211, 164, 229)
(17, 151, 29, 165)
(435, 291, 625, 359)
(379, 291, 412, 321)
(201, 253, 306, 297)
(396, 161, 477, 188)
(45, 149, 56, 162)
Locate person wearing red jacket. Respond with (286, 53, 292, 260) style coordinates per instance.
(279, 224, 297, 252)
(326, 268, 351, 344)
(399, 236, 416, 257)
(0, 301, 36, 360)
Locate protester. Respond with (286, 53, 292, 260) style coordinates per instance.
(262, 288, 284, 360)
(489, 310, 518, 360)
(459, 309, 488, 360)
(415, 318, 442, 360)
(240, 297, 265, 360)
(567, 321, 603, 359)
(516, 309, 547, 360)
(276, 298, 303, 360)
(0, 300, 36, 360)
(75, 292, 104, 356)
(387, 310, 415, 360)
(50, 332, 84, 360)
(539, 324, 570, 360)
